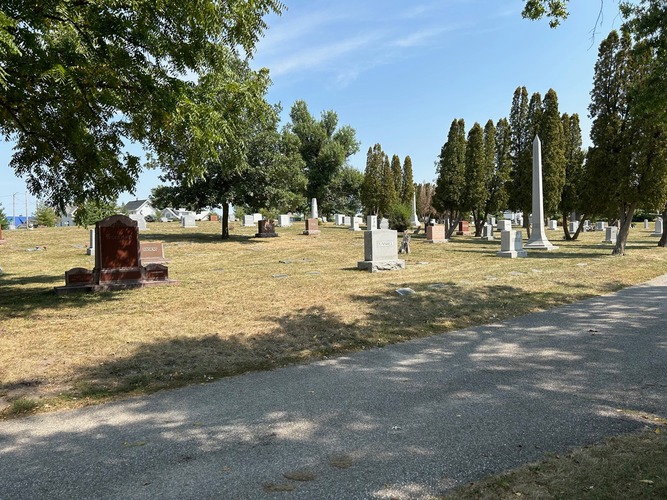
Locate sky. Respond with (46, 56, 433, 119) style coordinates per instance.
(0, 0, 625, 215)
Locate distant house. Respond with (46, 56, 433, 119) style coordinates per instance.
(172, 208, 210, 221)
(160, 208, 179, 222)
(123, 199, 157, 219)
(58, 206, 77, 227)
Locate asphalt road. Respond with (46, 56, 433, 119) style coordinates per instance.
(2, 275, 666, 499)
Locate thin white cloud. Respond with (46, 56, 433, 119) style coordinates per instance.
(392, 27, 452, 48)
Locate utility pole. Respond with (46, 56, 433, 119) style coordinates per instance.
(12, 192, 17, 229)
(25, 191, 29, 229)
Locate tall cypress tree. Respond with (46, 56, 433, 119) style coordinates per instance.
(361, 144, 383, 215)
(559, 113, 586, 240)
(465, 122, 488, 236)
(390, 154, 403, 199)
(434, 118, 467, 238)
(380, 153, 397, 216)
(401, 156, 415, 205)
(491, 118, 512, 217)
(540, 88, 566, 218)
(586, 30, 667, 255)
(508, 87, 532, 234)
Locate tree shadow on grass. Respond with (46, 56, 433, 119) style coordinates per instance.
(141, 232, 260, 245)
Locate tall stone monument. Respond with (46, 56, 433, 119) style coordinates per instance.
(524, 135, 558, 251)
(311, 198, 318, 220)
(410, 193, 421, 228)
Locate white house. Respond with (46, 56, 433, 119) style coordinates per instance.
(123, 199, 157, 219)
(57, 206, 77, 227)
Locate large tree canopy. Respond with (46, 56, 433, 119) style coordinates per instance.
(0, 0, 285, 209)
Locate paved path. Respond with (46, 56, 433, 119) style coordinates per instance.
(2, 276, 667, 499)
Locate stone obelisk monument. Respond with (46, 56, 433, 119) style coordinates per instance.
(525, 135, 558, 251)
(410, 193, 421, 227)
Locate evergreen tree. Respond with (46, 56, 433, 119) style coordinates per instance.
(401, 156, 415, 205)
(390, 155, 403, 200)
(586, 30, 667, 255)
(320, 166, 364, 216)
(508, 87, 532, 234)
(540, 89, 566, 218)
(559, 113, 586, 240)
(379, 153, 398, 216)
(465, 122, 489, 236)
(415, 182, 437, 222)
(433, 118, 467, 238)
(34, 202, 57, 227)
(361, 144, 384, 215)
(0, 204, 9, 229)
(488, 118, 512, 221)
(73, 200, 121, 228)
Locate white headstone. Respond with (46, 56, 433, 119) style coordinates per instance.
(380, 218, 390, 230)
(496, 230, 527, 258)
(569, 221, 579, 233)
(524, 135, 558, 251)
(367, 215, 378, 231)
(86, 229, 95, 256)
(343, 216, 352, 227)
(653, 217, 663, 236)
(129, 214, 147, 231)
(481, 223, 494, 241)
(604, 226, 618, 244)
(548, 219, 558, 230)
(644, 219, 650, 229)
(497, 220, 512, 231)
(278, 215, 291, 227)
(181, 214, 196, 228)
(349, 216, 360, 231)
(253, 213, 263, 223)
(596, 221, 607, 231)
(357, 229, 405, 272)
(243, 215, 254, 227)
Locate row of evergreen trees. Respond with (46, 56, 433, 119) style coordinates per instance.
(432, 87, 584, 239)
(360, 144, 415, 218)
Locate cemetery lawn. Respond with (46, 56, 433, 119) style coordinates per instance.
(2, 221, 667, 418)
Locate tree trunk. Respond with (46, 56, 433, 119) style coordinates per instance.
(446, 214, 460, 239)
(523, 215, 531, 239)
(571, 213, 586, 240)
(612, 203, 637, 256)
(658, 204, 667, 247)
(221, 202, 230, 240)
(562, 213, 571, 240)
(473, 210, 483, 237)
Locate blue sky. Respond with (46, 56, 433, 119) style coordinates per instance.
(0, 0, 624, 214)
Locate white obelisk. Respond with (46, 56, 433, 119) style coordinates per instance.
(410, 193, 421, 227)
(525, 135, 558, 251)
(311, 198, 318, 219)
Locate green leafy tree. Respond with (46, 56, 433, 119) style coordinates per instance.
(320, 166, 364, 216)
(586, 30, 667, 255)
(34, 202, 57, 227)
(288, 101, 360, 209)
(415, 182, 437, 223)
(387, 203, 412, 232)
(0, 1, 285, 211)
(465, 122, 489, 236)
(73, 200, 120, 228)
(540, 89, 566, 218)
(521, 0, 570, 27)
(401, 156, 415, 206)
(433, 118, 467, 238)
(361, 144, 384, 215)
(0, 203, 9, 229)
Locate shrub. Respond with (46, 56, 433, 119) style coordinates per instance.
(387, 203, 412, 232)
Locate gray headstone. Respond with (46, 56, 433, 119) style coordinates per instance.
(128, 214, 147, 231)
(278, 214, 291, 227)
(380, 218, 390, 230)
(181, 214, 196, 228)
(243, 215, 254, 227)
(497, 220, 512, 231)
(604, 226, 618, 244)
(358, 229, 405, 272)
(367, 215, 378, 231)
(496, 230, 527, 258)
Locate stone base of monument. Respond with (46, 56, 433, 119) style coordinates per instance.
(55, 264, 176, 295)
(357, 259, 406, 272)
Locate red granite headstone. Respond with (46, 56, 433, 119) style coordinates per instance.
(255, 219, 278, 238)
(456, 220, 471, 236)
(65, 267, 94, 286)
(144, 263, 169, 281)
(95, 215, 142, 283)
(139, 241, 168, 265)
(303, 218, 320, 235)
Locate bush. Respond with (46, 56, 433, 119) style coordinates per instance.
(387, 203, 412, 232)
(0, 204, 8, 229)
